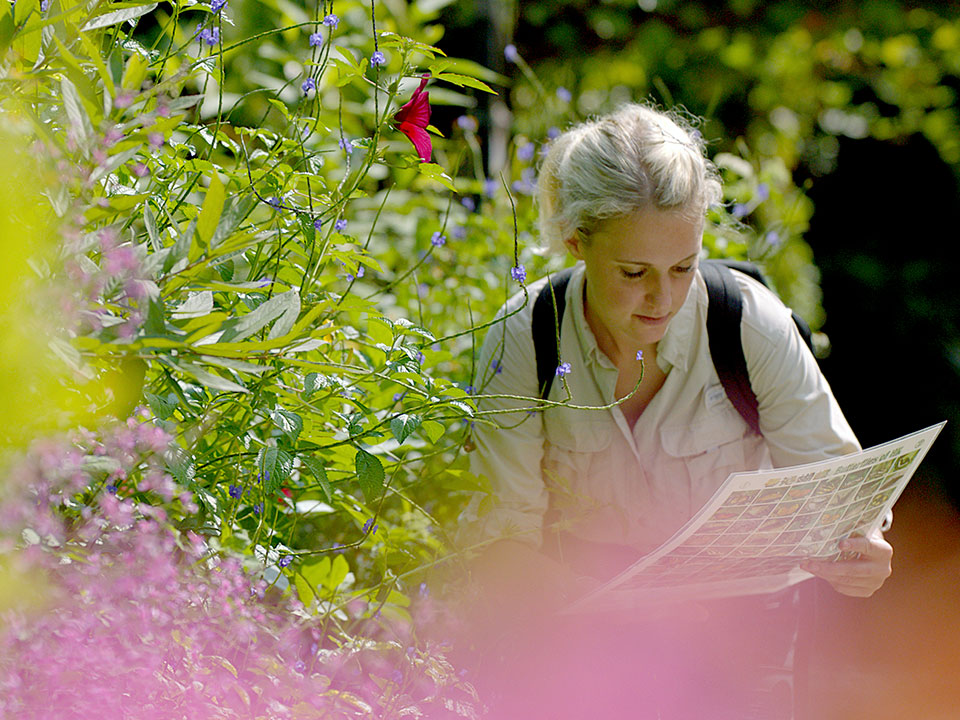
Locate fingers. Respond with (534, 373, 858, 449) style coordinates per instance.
(799, 532, 893, 598)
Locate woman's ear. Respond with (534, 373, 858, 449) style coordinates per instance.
(564, 234, 584, 260)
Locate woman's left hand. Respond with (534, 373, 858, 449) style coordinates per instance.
(799, 527, 893, 597)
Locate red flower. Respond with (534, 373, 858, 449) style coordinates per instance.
(394, 74, 432, 163)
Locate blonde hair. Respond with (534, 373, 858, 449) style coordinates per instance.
(537, 103, 722, 255)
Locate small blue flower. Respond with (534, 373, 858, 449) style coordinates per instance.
(731, 203, 748, 218)
(517, 143, 536, 162)
(491, 358, 503, 374)
(415, 350, 425, 364)
(766, 230, 782, 247)
(465, 385, 475, 395)
(279, 555, 292, 567)
(555, 362, 571, 377)
(393, 392, 404, 402)
(362, 517, 375, 533)
(483, 178, 498, 198)
(452, 226, 466, 239)
(370, 51, 386, 67)
(636, 350, 644, 362)
(504, 44, 518, 63)
(309, 31, 323, 47)
(253, 502, 263, 515)
(322, 14, 339, 29)
(456, 115, 478, 132)
(210, 0, 227, 12)
(510, 264, 526, 284)
(301, 77, 316, 94)
(756, 182, 770, 202)
(547, 126, 561, 140)
(40, 0, 49, 10)
(431, 232, 446, 247)
(461, 196, 476, 212)
(556, 87, 572, 103)
(106, 484, 117, 494)
(339, 137, 355, 153)
(266, 196, 280, 208)
(228, 484, 243, 499)
(197, 25, 219, 46)
(335, 219, 347, 232)
(313, 217, 323, 231)
(419, 582, 429, 597)
(345, 266, 365, 282)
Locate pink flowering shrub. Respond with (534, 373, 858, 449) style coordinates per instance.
(0, 417, 481, 719)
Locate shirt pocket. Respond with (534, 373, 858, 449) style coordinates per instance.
(659, 405, 749, 479)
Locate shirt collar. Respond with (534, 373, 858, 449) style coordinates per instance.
(568, 262, 703, 374)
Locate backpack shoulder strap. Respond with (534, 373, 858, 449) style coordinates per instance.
(700, 259, 762, 435)
(532, 267, 575, 401)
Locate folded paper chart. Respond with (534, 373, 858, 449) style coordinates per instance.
(566, 421, 946, 614)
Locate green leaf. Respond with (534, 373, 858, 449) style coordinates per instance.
(355, 449, 384, 501)
(0, 3, 13, 54)
(144, 391, 177, 420)
(61, 76, 92, 150)
(267, 289, 300, 340)
(271, 409, 303, 444)
(175, 360, 248, 394)
(196, 172, 225, 250)
(325, 555, 349, 591)
(143, 202, 161, 250)
(435, 72, 496, 94)
(220, 289, 299, 343)
(82, 2, 159, 32)
(421, 420, 444, 444)
(390, 414, 421, 444)
(303, 372, 330, 400)
(171, 291, 213, 319)
(257, 446, 279, 492)
(417, 163, 458, 193)
(299, 455, 332, 502)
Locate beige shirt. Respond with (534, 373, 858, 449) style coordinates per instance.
(465, 262, 860, 555)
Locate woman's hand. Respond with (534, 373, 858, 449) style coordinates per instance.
(799, 527, 893, 597)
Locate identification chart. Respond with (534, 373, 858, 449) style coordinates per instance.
(568, 422, 946, 613)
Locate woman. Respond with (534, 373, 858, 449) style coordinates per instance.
(459, 104, 892, 719)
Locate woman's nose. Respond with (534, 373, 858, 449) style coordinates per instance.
(643, 274, 670, 312)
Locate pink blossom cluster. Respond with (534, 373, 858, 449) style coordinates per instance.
(0, 413, 482, 720)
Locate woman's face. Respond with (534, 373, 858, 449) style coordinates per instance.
(565, 206, 702, 355)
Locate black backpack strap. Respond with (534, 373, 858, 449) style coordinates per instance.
(532, 267, 575, 401)
(701, 259, 762, 435)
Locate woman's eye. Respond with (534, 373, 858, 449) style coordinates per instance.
(673, 265, 694, 274)
(621, 268, 645, 279)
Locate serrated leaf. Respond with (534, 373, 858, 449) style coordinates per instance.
(390, 414, 421, 444)
(355, 449, 384, 501)
(257, 446, 279, 492)
(271, 409, 303, 444)
(299, 456, 332, 502)
(303, 372, 330, 399)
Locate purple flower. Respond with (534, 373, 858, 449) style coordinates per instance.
(210, 0, 227, 12)
(309, 32, 323, 47)
(339, 137, 355, 153)
(345, 266, 364, 282)
(547, 126, 561, 140)
(40, 0, 49, 10)
(279, 556, 292, 567)
(636, 350, 644, 361)
(452, 226, 466, 239)
(756, 183, 770, 201)
(504, 44, 518, 63)
(483, 178, 498, 198)
(766, 230, 782, 247)
(322, 14, 339, 29)
(393, 392, 404, 402)
(461, 196, 476, 211)
(731, 203, 748, 218)
(313, 217, 322, 231)
(457, 115, 478, 132)
(517, 142, 536, 162)
(510, 264, 526, 283)
(253, 503, 263, 515)
(106, 484, 117, 494)
(556, 87, 572, 103)
(148, 132, 164, 148)
(370, 51, 386, 67)
(419, 582, 429, 597)
(228, 484, 243, 499)
(555, 362, 571, 377)
(302, 77, 316, 94)
(334, 219, 347, 232)
(415, 351, 425, 364)
(362, 517, 378, 534)
(491, 358, 503, 374)
(197, 25, 219, 46)
(431, 232, 446, 247)
(266, 196, 280, 208)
